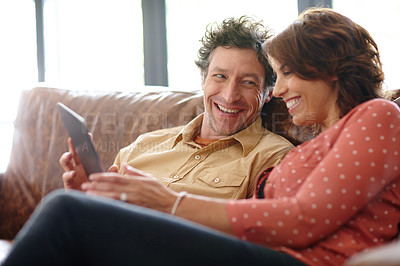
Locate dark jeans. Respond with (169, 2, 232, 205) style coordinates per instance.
(2, 190, 305, 266)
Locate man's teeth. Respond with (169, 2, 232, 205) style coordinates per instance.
(218, 104, 240, 114)
(286, 98, 300, 109)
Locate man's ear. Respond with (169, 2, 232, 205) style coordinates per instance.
(200, 71, 207, 90)
(264, 89, 273, 103)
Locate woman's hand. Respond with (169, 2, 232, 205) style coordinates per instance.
(82, 164, 177, 213)
(83, 164, 233, 234)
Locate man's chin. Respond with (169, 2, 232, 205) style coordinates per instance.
(208, 115, 255, 137)
(212, 123, 246, 136)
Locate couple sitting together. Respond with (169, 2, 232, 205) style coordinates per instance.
(2, 7, 400, 266)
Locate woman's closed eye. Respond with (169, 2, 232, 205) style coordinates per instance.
(283, 71, 292, 77)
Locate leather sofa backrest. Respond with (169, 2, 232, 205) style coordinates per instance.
(0, 87, 205, 239)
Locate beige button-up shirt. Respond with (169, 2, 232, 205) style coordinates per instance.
(114, 114, 293, 199)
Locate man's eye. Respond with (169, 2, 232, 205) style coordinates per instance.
(214, 74, 226, 79)
(244, 80, 257, 86)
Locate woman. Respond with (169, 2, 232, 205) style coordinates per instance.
(3, 8, 400, 266)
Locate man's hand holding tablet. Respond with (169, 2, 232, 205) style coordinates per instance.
(57, 103, 105, 179)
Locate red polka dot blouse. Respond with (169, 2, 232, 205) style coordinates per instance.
(227, 98, 400, 265)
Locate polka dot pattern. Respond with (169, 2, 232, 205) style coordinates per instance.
(227, 99, 400, 266)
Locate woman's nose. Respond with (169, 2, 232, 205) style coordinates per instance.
(272, 78, 287, 98)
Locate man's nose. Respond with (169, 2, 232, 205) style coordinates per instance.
(222, 81, 241, 103)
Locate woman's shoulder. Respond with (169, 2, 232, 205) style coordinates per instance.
(357, 98, 399, 111)
(350, 98, 400, 118)
(335, 98, 400, 132)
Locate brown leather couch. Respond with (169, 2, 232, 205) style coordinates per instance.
(0, 86, 314, 241)
(0, 86, 399, 262)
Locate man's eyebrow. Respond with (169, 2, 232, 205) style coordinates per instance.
(210, 67, 262, 80)
(209, 67, 226, 72)
(242, 72, 262, 80)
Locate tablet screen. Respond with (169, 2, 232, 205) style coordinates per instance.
(57, 102, 104, 175)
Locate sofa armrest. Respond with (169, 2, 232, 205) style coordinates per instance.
(0, 239, 12, 264)
(394, 96, 400, 106)
(345, 240, 400, 266)
(0, 173, 3, 191)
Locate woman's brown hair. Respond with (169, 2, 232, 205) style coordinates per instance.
(264, 7, 384, 117)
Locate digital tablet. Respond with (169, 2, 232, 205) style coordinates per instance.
(57, 102, 105, 176)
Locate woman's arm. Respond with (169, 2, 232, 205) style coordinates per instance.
(83, 100, 400, 247)
(227, 99, 400, 248)
(83, 165, 234, 234)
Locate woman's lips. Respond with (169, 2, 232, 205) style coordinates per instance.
(285, 97, 301, 113)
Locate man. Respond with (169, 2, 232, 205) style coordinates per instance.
(60, 16, 293, 200)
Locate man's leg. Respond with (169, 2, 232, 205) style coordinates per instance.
(2, 190, 304, 266)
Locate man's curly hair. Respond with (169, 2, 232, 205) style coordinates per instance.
(195, 16, 274, 92)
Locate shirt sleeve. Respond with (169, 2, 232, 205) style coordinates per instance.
(247, 146, 292, 198)
(112, 142, 136, 174)
(113, 150, 122, 169)
(227, 99, 400, 248)
(112, 133, 147, 174)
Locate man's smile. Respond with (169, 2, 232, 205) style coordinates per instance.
(216, 103, 241, 114)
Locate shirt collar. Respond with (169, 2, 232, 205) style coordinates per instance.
(172, 114, 266, 157)
(171, 114, 203, 148)
(231, 116, 265, 156)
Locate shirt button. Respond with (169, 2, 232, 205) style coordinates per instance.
(173, 175, 180, 179)
(214, 178, 220, 183)
(194, 155, 201, 160)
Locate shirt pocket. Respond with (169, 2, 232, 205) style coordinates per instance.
(197, 169, 246, 188)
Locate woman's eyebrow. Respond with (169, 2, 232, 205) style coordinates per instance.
(279, 63, 288, 71)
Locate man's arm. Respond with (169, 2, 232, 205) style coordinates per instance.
(247, 145, 292, 198)
(59, 137, 89, 190)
